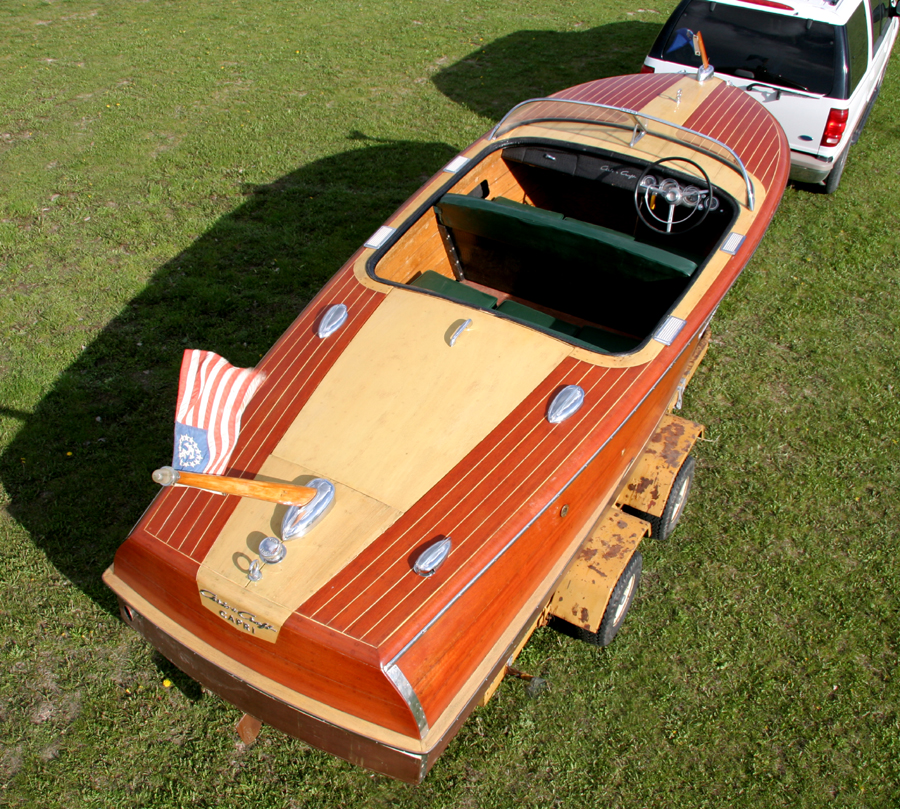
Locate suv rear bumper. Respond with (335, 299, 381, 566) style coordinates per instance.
(789, 149, 835, 184)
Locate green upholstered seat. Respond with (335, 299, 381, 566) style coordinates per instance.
(434, 193, 696, 281)
(497, 300, 579, 336)
(491, 197, 564, 220)
(409, 270, 499, 309)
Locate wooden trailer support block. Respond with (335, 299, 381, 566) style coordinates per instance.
(548, 508, 649, 634)
(236, 713, 263, 745)
(617, 414, 704, 517)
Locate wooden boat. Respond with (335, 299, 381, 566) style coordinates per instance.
(103, 71, 789, 782)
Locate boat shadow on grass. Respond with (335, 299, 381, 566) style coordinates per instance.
(432, 20, 661, 118)
(0, 138, 458, 617)
(0, 18, 662, 619)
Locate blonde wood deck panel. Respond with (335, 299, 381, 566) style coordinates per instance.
(273, 290, 569, 513)
(197, 454, 402, 640)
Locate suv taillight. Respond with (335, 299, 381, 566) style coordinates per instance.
(821, 108, 849, 147)
(640, 65, 655, 74)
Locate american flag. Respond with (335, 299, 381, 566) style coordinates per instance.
(172, 349, 265, 475)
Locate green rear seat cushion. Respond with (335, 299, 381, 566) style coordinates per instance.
(497, 300, 579, 336)
(410, 270, 499, 308)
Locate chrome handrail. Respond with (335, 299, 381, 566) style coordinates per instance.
(488, 96, 755, 211)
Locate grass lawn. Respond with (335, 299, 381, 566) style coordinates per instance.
(1, 1, 899, 806)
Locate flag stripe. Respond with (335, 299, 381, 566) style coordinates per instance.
(173, 349, 264, 475)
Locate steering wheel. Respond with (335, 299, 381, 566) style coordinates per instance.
(634, 157, 714, 235)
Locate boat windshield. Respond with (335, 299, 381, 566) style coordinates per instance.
(489, 97, 754, 209)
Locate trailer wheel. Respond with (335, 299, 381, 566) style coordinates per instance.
(579, 551, 642, 647)
(651, 455, 695, 540)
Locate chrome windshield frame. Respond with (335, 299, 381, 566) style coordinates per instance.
(488, 97, 755, 211)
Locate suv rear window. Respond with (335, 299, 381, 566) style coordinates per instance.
(656, 0, 840, 96)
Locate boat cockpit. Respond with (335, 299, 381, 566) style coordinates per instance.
(369, 102, 747, 354)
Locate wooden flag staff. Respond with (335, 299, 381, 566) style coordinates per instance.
(152, 466, 317, 506)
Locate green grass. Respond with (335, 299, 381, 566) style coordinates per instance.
(2, 1, 899, 806)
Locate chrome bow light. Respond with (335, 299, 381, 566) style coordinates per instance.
(413, 537, 452, 578)
(547, 385, 585, 424)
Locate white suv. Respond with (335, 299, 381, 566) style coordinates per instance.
(642, 0, 898, 192)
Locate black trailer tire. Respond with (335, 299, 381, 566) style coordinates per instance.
(579, 550, 642, 647)
(650, 455, 695, 540)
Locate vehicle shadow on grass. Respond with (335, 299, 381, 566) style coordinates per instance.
(432, 20, 661, 119)
(0, 137, 459, 615)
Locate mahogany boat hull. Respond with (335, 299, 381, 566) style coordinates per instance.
(104, 72, 790, 780)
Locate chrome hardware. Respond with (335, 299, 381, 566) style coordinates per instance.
(317, 304, 348, 339)
(653, 316, 687, 346)
(630, 119, 647, 147)
(259, 535, 287, 564)
(720, 232, 745, 255)
(364, 225, 395, 249)
(385, 663, 429, 735)
(282, 478, 336, 540)
(443, 155, 470, 173)
(489, 98, 755, 210)
(698, 63, 715, 83)
(247, 536, 287, 582)
(675, 380, 686, 410)
(449, 318, 472, 347)
(413, 537, 452, 577)
(246, 480, 334, 581)
(547, 385, 585, 424)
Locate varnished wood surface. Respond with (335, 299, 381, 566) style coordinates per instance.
(156, 467, 317, 505)
(106, 73, 792, 761)
(384, 331, 703, 724)
(375, 149, 526, 284)
(109, 589, 428, 782)
(137, 266, 385, 562)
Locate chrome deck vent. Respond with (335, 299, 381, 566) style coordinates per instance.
(413, 537, 452, 577)
(317, 304, 348, 339)
(720, 233, 745, 255)
(547, 385, 585, 424)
